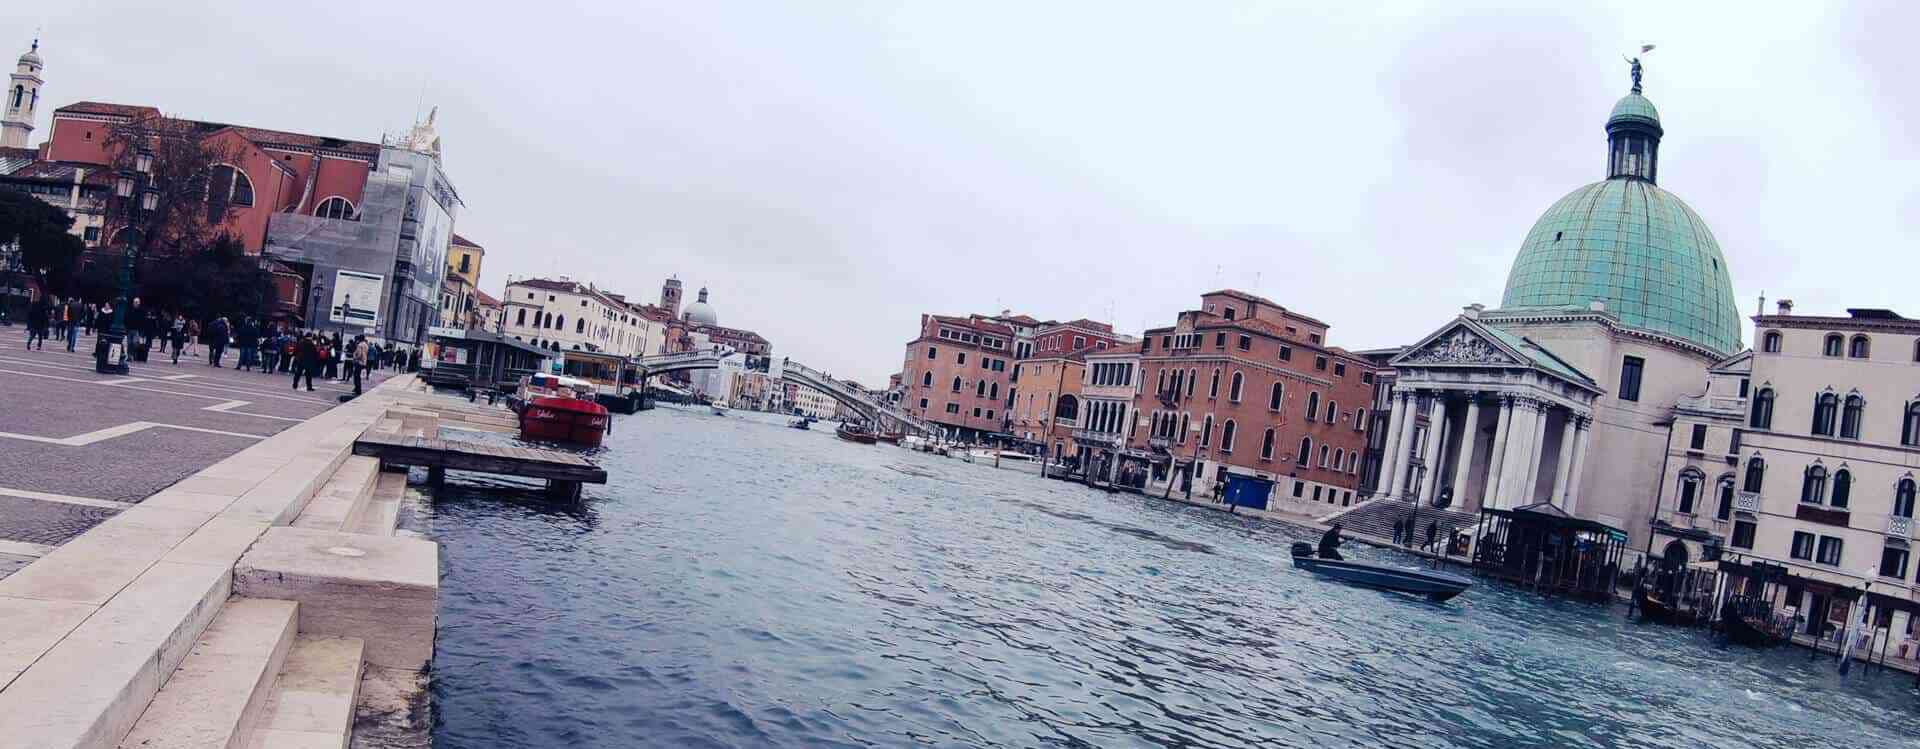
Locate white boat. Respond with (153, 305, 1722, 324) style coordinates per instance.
(710, 403, 731, 416)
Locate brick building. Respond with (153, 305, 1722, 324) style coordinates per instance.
(1127, 290, 1379, 508)
(899, 314, 1019, 439)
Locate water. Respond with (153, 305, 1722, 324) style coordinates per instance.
(428, 405, 1919, 748)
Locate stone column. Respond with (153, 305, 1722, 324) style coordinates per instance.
(1497, 397, 1536, 507)
(1389, 391, 1419, 498)
(1483, 395, 1514, 509)
(1419, 393, 1449, 504)
(1521, 402, 1552, 506)
(1450, 394, 1481, 507)
(1551, 412, 1577, 507)
(1563, 416, 1592, 513)
(1378, 390, 1409, 497)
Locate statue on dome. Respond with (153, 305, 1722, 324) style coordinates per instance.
(1624, 44, 1654, 93)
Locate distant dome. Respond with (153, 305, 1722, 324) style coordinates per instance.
(19, 40, 40, 66)
(682, 287, 717, 326)
(1607, 93, 1660, 129)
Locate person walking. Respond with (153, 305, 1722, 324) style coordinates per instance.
(292, 333, 318, 391)
(168, 314, 188, 365)
(59, 298, 77, 351)
(207, 316, 230, 367)
(260, 326, 280, 374)
(350, 335, 369, 396)
(25, 294, 49, 350)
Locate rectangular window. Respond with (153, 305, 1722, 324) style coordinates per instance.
(1314, 356, 1327, 371)
(972, 407, 982, 418)
(1739, 378, 1750, 398)
(1333, 362, 1346, 376)
(1816, 536, 1843, 566)
(1731, 520, 1756, 549)
(1141, 337, 1152, 352)
(1689, 424, 1707, 450)
(1309, 333, 1322, 344)
(957, 352, 966, 365)
(1161, 335, 1171, 349)
(1238, 334, 1251, 351)
(1214, 332, 1226, 348)
(1619, 356, 1645, 402)
(1293, 481, 1304, 497)
(919, 398, 928, 409)
(1278, 345, 1292, 361)
(1361, 372, 1374, 384)
(459, 255, 471, 273)
(1073, 336, 1086, 349)
(945, 403, 959, 414)
(1678, 479, 1698, 514)
(927, 346, 937, 359)
(1790, 531, 1815, 560)
(1881, 546, 1910, 580)
(986, 410, 994, 420)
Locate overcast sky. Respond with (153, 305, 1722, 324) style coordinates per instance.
(6, 1, 1914, 385)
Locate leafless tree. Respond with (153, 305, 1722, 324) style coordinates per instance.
(99, 115, 247, 258)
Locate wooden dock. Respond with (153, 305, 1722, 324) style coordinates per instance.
(353, 431, 608, 500)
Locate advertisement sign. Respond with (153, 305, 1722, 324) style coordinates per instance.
(413, 190, 453, 299)
(331, 270, 385, 327)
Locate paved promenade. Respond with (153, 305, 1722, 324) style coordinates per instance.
(0, 335, 386, 578)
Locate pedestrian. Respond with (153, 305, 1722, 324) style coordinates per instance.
(169, 314, 188, 365)
(25, 294, 50, 350)
(292, 334, 318, 391)
(351, 335, 369, 395)
(59, 298, 77, 351)
(183, 318, 200, 359)
(207, 316, 230, 367)
(260, 326, 280, 374)
(279, 332, 296, 372)
(234, 317, 256, 370)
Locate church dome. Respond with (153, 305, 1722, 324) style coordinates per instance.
(19, 40, 41, 66)
(1499, 73, 1741, 357)
(682, 287, 717, 326)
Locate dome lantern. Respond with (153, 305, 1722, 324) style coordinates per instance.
(1605, 61, 1662, 182)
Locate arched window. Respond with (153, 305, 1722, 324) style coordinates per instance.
(575, 318, 585, 334)
(1268, 382, 1284, 411)
(1840, 394, 1865, 439)
(1261, 428, 1275, 460)
(1677, 469, 1703, 514)
(951, 376, 962, 393)
(1221, 420, 1236, 452)
(207, 164, 255, 207)
(1354, 407, 1367, 432)
(1208, 369, 1220, 398)
(1903, 402, 1920, 447)
(921, 371, 932, 387)
(1800, 464, 1827, 505)
(1228, 372, 1243, 402)
(1743, 457, 1766, 493)
(1296, 436, 1312, 466)
(515, 308, 526, 326)
(1319, 444, 1330, 468)
(976, 380, 986, 397)
(989, 382, 999, 400)
(1895, 478, 1917, 519)
(1849, 335, 1871, 359)
(1053, 393, 1075, 420)
(1715, 475, 1736, 520)
(1305, 392, 1320, 421)
(1333, 448, 1345, 472)
(10, 85, 21, 110)
(1762, 331, 1782, 353)
(1326, 400, 1338, 424)
(1811, 392, 1838, 436)
(1823, 334, 1843, 357)
(1831, 468, 1852, 509)
(1186, 368, 1197, 398)
(1750, 388, 1775, 429)
(1199, 415, 1214, 447)
(1914, 340, 1920, 362)
(314, 196, 356, 220)
(1179, 413, 1189, 443)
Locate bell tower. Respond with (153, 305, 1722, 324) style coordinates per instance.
(660, 276, 683, 317)
(2, 39, 43, 149)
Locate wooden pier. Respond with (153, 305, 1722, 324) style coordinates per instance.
(353, 432, 608, 500)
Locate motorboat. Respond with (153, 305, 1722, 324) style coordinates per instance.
(710, 402, 731, 416)
(789, 416, 813, 430)
(1289, 539, 1472, 602)
(508, 373, 610, 447)
(874, 432, 902, 445)
(836, 422, 877, 444)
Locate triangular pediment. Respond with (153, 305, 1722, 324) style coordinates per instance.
(1393, 320, 1523, 367)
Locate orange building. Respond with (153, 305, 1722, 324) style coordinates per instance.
(899, 314, 1018, 439)
(1128, 290, 1380, 509)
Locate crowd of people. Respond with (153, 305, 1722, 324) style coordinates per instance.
(16, 294, 421, 397)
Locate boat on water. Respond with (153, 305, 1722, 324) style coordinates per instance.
(1633, 583, 1681, 624)
(836, 422, 877, 444)
(1289, 531, 1472, 602)
(789, 416, 814, 430)
(874, 432, 902, 445)
(508, 373, 610, 447)
(1721, 597, 1788, 648)
(710, 402, 731, 416)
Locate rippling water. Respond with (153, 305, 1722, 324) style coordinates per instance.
(428, 405, 1920, 748)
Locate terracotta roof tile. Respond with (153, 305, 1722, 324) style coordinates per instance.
(451, 233, 482, 250)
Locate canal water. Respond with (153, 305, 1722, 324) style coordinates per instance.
(427, 405, 1918, 748)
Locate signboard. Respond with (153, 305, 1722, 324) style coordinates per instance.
(331, 270, 384, 327)
(412, 188, 453, 300)
(427, 325, 466, 340)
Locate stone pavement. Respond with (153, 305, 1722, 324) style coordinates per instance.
(0, 334, 392, 578)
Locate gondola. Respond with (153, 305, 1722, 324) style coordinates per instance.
(836, 422, 877, 444)
(1634, 583, 1679, 624)
(1721, 598, 1787, 648)
(1289, 540, 1472, 602)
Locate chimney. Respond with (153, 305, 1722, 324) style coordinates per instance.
(1588, 299, 1607, 312)
(1462, 303, 1484, 320)
(1776, 299, 1794, 315)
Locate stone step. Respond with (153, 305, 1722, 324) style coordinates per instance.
(117, 597, 298, 749)
(234, 528, 438, 671)
(292, 457, 381, 532)
(244, 636, 364, 749)
(343, 473, 407, 537)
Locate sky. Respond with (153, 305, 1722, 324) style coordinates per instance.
(5, 1, 1915, 385)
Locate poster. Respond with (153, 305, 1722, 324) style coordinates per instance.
(331, 269, 384, 327)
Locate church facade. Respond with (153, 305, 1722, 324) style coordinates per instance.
(1377, 68, 1741, 553)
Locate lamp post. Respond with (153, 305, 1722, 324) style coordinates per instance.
(309, 281, 327, 332)
(96, 148, 155, 374)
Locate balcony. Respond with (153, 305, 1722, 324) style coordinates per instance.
(1072, 429, 1122, 447)
(1735, 491, 1760, 513)
(1889, 515, 1914, 538)
(1148, 436, 1172, 451)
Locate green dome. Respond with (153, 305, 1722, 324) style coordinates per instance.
(1608, 93, 1661, 128)
(1500, 179, 1741, 356)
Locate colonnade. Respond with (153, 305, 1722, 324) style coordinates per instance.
(1376, 388, 1592, 512)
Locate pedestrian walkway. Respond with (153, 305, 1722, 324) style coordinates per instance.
(0, 339, 392, 578)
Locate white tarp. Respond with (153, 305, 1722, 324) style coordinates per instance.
(332, 269, 385, 327)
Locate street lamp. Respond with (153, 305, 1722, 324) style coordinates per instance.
(96, 147, 154, 374)
(310, 282, 327, 331)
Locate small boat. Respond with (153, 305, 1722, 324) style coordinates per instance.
(874, 432, 902, 445)
(1634, 583, 1679, 624)
(789, 416, 813, 430)
(1289, 537, 1471, 602)
(1721, 598, 1787, 649)
(710, 402, 731, 416)
(836, 422, 877, 444)
(508, 373, 610, 447)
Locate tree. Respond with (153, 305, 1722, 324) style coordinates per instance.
(100, 115, 244, 260)
(132, 236, 270, 322)
(0, 188, 86, 291)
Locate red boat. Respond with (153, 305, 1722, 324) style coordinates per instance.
(510, 374, 610, 447)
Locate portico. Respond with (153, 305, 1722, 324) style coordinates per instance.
(1379, 315, 1601, 514)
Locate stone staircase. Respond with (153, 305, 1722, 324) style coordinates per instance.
(1327, 498, 1479, 549)
(0, 379, 437, 749)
